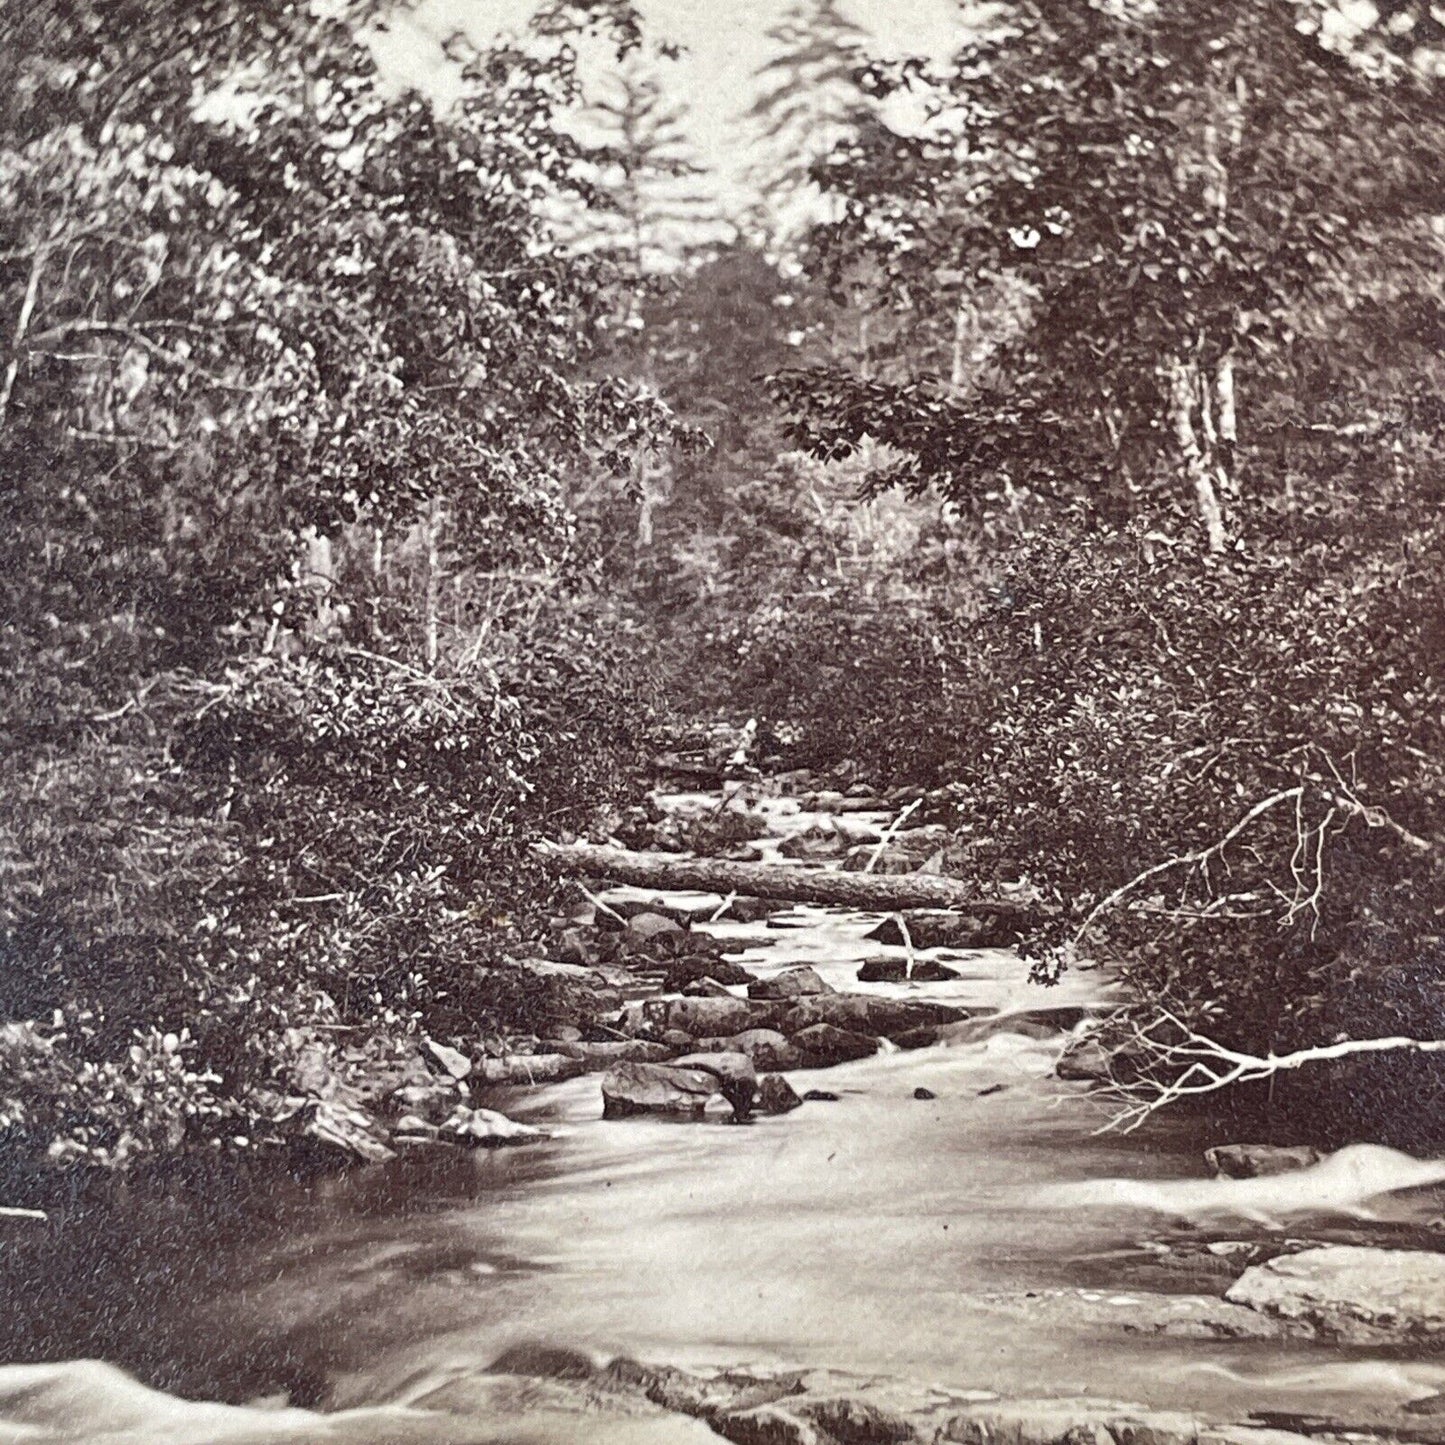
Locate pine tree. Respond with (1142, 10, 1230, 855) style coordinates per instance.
(558, 54, 719, 295)
(743, 0, 871, 220)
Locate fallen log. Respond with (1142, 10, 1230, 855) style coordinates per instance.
(535, 841, 1038, 916)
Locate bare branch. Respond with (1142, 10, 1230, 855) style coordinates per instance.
(1073, 787, 1303, 949)
(0, 243, 48, 427)
(1098, 1014, 1445, 1134)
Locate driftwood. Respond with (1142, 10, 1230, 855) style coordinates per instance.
(535, 841, 1036, 916)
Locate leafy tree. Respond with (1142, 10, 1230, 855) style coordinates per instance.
(754, 0, 1445, 1134)
(779, 0, 1445, 547)
(0, 0, 676, 1163)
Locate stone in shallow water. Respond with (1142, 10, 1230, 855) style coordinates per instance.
(1225, 1245, 1445, 1344)
(1206, 1143, 1324, 1179)
(757, 1074, 804, 1115)
(857, 957, 961, 983)
(438, 1105, 546, 1148)
(600, 1062, 723, 1118)
(672, 1051, 758, 1117)
(749, 965, 834, 1001)
(865, 911, 1020, 951)
(791, 1022, 878, 1067)
(781, 994, 964, 1040)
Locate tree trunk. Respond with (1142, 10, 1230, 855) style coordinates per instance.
(1170, 358, 1228, 554)
(950, 301, 969, 392)
(423, 497, 442, 670)
(535, 841, 1039, 915)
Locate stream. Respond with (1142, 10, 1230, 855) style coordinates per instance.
(3, 788, 1445, 1443)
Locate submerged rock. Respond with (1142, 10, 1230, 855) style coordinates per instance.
(1206, 1144, 1324, 1179)
(1225, 1245, 1445, 1344)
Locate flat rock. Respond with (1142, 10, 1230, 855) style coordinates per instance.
(944, 1398, 1319, 1445)
(749, 965, 834, 1001)
(601, 1062, 722, 1118)
(438, 1105, 546, 1148)
(1225, 1245, 1445, 1343)
(1206, 1144, 1324, 1179)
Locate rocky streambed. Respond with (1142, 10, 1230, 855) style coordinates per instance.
(4, 782, 1445, 1445)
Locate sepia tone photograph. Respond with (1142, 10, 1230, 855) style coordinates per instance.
(0, 0, 1443, 1439)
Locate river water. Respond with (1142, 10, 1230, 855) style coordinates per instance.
(4, 791, 1445, 1443)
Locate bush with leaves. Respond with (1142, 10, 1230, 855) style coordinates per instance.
(0, 0, 674, 1166)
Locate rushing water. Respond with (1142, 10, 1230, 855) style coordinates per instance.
(4, 791, 1445, 1443)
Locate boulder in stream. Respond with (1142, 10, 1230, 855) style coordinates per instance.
(857, 957, 961, 983)
(792, 1023, 878, 1067)
(865, 911, 1020, 951)
(672, 1051, 758, 1117)
(748, 965, 833, 1001)
(756, 1074, 804, 1115)
(601, 1062, 724, 1119)
(1224, 1245, 1445, 1344)
(665, 956, 756, 990)
(653, 996, 770, 1039)
(780, 994, 965, 1040)
(777, 825, 849, 861)
(1206, 1144, 1324, 1179)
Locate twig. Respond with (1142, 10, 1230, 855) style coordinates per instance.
(1074, 788, 1302, 949)
(863, 798, 921, 875)
(0, 241, 47, 427)
(574, 881, 627, 926)
(708, 891, 739, 923)
(0, 1206, 48, 1222)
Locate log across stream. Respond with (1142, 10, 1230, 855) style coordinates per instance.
(3, 786, 1445, 1444)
